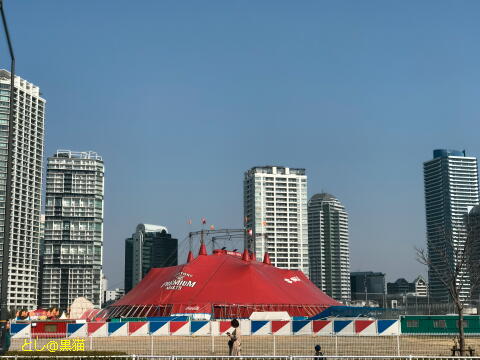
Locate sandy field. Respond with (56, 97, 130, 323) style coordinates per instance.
(11, 335, 480, 356)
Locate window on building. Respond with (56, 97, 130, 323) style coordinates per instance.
(45, 324, 58, 333)
(433, 320, 446, 328)
(406, 320, 418, 328)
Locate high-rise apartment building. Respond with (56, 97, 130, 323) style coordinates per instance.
(40, 150, 104, 309)
(466, 205, 480, 300)
(423, 149, 479, 303)
(124, 224, 177, 293)
(0, 70, 45, 309)
(308, 193, 350, 302)
(243, 166, 308, 275)
(37, 214, 46, 307)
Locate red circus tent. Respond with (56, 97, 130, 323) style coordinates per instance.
(100, 246, 340, 319)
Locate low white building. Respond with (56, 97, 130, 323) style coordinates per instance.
(413, 276, 428, 297)
(103, 288, 124, 305)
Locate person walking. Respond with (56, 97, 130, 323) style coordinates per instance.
(226, 319, 241, 356)
(314, 344, 324, 360)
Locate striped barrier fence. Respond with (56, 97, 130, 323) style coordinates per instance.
(10, 319, 401, 337)
(312, 320, 333, 335)
(216, 320, 234, 336)
(108, 322, 128, 336)
(170, 321, 190, 335)
(10, 323, 31, 338)
(88, 322, 108, 337)
(150, 321, 170, 336)
(271, 320, 291, 335)
(292, 320, 312, 335)
(128, 321, 149, 336)
(67, 323, 87, 337)
(334, 320, 354, 335)
(354, 319, 376, 335)
(377, 319, 400, 335)
(251, 320, 270, 335)
(190, 320, 210, 335)
(239, 319, 252, 335)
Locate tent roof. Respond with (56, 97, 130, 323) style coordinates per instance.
(112, 249, 340, 314)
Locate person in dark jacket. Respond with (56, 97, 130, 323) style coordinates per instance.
(315, 344, 324, 360)
(0, 321, 10, 355)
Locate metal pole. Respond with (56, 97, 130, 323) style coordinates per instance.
(150, 333, 154, 356)
(396, 333, 400, 356)
(243, 227, 247, 253)
(427, 284, 431, 315)
(0, 0, 16, 324)
(273, 334, 276, 356)
(364, 274, 367, 305)
(211, 328, 214, 354)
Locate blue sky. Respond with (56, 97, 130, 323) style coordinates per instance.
(4, 1, 480, 289)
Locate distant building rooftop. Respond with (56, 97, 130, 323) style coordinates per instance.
(246, 166, 306, 176)
(137, 224, 169, 234)
(310, 193, 337, 202)
(351, 271, 385, 277)
(433, 149, 465, 158)
(0, 69, 43, 98)
(53, 150, 103, 161)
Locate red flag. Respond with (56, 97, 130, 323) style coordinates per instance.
(247, 229, 253, 236)
(210, 225, 215, 230)
(201, 217, 207, 224)
(187, 219, 192, 225)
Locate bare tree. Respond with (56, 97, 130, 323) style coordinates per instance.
(416, 218, 480, 356)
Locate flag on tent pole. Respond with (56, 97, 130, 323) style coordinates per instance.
(201, 217, 207, 225)
(210, 225, 215, 230)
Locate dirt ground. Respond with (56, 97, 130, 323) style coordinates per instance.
(11, 335, 480, 356)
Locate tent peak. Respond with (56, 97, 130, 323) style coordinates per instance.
(263, 252, 272, 265)
(187, 251, 195, 263)
(199, 242, 208, 256)
(242, 249, 250, 261)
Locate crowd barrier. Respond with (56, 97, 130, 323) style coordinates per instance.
(10, 319, 400, 338)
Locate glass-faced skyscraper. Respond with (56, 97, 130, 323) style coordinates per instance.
(308, 193, 351, 302)
(40, 150, 104, 309)
(243, 166, 308, 275)
(0, 70, 45, 310)
(124, 224, 178, 293)
(423, 149, 479, 303)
